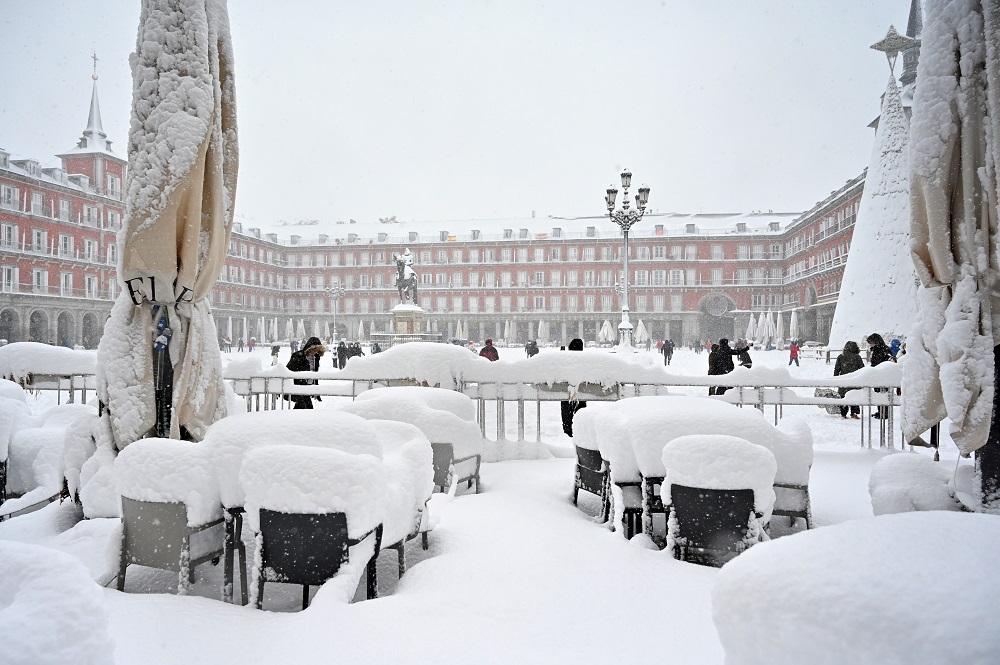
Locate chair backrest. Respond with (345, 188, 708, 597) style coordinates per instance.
(575, 445, 604, 473)
(669, 484, 755, 554)
(430, 442, 455, 487)
(259, 509, 350, 586)
(121, 497, 191, 570)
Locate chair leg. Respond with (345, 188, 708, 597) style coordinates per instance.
(421, 531, 429, 550)
(238, 541, 248, 606)
(366, 558, 378, 600)
(396, 543, 406, 578)
(256, 575, 265, 610)
(302, 584, 310, 610)
(117, 535, 128, 592)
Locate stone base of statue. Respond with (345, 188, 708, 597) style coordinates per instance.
(370, 304, 442, 349)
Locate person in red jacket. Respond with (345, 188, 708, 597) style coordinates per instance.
(479, 339, 500, 361)
(788, 340, 800, 367)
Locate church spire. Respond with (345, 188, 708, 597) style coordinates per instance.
(64, 53, 117, 156)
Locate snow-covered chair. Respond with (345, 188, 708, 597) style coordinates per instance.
(2, 403, 96, 520)
(371, 420, 435, 576)
(201, 410, 384, 604)
(114, 438, 226, 593)
(338, 396, 483, 494)
(574, 407, 643, 537)
(572, 445, 610, 522)
(241, 445, 387, 610)
(356, 385, 477, 422)
(662, 435, 776, 567)
(0, 379, 33, 506)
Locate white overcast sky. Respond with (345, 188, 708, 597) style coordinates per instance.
(1, 1, 909, 225)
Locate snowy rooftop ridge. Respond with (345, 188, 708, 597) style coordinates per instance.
(234, 210, 802, 247)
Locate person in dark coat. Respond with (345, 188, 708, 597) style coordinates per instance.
(526, 340, 539, 358)
(735, 340, 752, 369)
(286, 336, 325, 409)
(336, 341, 348, 369)
(661, 339, 674, 366)
(834, 341, 865, 419)
(561, 338, 587, 436)
(371, 342, 382, 354)
(479, 339, 500, 361)
(270, 344, 281, 366)
(708, 338, 740, 395)
(867, 333, 895, 418)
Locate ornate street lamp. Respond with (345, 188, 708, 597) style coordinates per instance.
(605, 169, 650, 349)
(326, 285, 346, 341)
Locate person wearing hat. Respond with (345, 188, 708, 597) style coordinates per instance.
(479, 339, 500, 361)
(286, 336, 326, 409)
(561, 338, 587, 436)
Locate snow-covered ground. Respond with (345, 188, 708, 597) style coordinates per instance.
(0, 344, 957, 664)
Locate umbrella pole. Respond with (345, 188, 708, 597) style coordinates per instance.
(981, 346, 1000, 510)
(151, 306, 174, 439)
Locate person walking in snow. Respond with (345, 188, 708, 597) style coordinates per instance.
(834, 341, 865, 419)
(285, 337, 325, 409)
(336, 340, 348, 369)
(479, 339, 500, 361)
(247, 338, 255, 352)
(560, 338, 587, 436)
(708, 338, 740, 395)
(270, 344, 281, 366)
(867, 333, 895, 419)
(788, 340, 800, 366)
(661, 339, 674, 366)
(237, 337, 244, 352)
(526, 340, 539, 358)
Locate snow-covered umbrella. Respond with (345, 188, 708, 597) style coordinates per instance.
(537, 320, 548, 345)
(634, 319, 650, 344)
(296, 319, 306, 339)
(754, 311, 768, 346)
(312, 319, 321, 339)
(905, 2, 1000, 482)
(257, 316, 266, 344)
(789, 310, 800, 342)
(96, 0, 238, 445)
(745, 315, 757, 342)
(323, 321, 331, 340)
(284, 319, 294, 341)
(357, 320, 365, 341)
(227, 316, 233, 341)
(598, 320, 615, 344)
(503, 320, 511, 343)
(242, 316, 248, 343)
(271, 317, 278, 342)
(774, 312, 785, 348)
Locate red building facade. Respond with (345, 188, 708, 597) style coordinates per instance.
(1, 83, 863, 349)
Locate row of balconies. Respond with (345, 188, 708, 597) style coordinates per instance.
(0, 200, 122, 230)
(0, 283, 112, 300)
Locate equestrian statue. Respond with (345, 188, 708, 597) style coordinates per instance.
(393, 249, 418, 304)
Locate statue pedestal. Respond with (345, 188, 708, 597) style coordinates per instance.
(390, 304, 425, 335)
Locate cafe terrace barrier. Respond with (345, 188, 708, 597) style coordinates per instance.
(8, 367, 903, 450)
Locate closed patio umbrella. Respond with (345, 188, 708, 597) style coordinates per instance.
(905, 0, 1000, 507)
(227, 316, 233, 341)
(284, 319, 294, 341)
(754, 311, 768, 346)
(634, 319, 650, 344)
(358, 320, 365, 341)
(774, 313, 785, 349)
(789, 310, 800, 342)
(312, 319, 321, 339)
(323, 321, 331, 340)
(96, 0, 238, 445)
(503, 319, 511, 343)
(257, 316, 266, 344)
(745, 315, 757, 342)
(296, 319, 306, 339)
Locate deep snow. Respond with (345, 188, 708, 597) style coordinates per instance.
(0, 344, 973, 664)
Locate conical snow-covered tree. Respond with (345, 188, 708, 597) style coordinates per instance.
(827, 76, 919, 350)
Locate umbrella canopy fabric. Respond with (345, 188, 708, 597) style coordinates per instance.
(598, 320, 615, 344)
(754, 312, 769, 345)
(96, 0, 238, 446)
(257, 316, 266, 344)
(789, 310, 800, 341)
(904, 0, 1000, 458)
(296, 319, 306, 339)
(323, 321, 331, 340)
(503, 320, 511, 343)
(284, 319, 294, 341)
(774, 313, 785, 346)
(358, 320, 365, 341)
(312, 319, 321, 339)
(745, 315, 757, 341)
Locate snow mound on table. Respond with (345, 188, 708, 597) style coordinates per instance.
(356, 385, 477, 422)
(202, 410, 382, 508)
(338, 396, 482, 459)
(338, 342, 481, 389)
(605, 396, 811, 486)
(0, 541, 115, 665)
(0, 342, 97, 382)
(712, 512, 1000, 665)
(0, 378, 27, 402)
(240, 445, 387, 537)
(115, 438, 222, 526)
(868, 452, 963, 515)
(662, 434, 776, 517)
(0, 395, 33, 463)
(370, 420, 434, 545)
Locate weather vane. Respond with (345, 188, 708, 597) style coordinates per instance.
(91, 51, 99, 80)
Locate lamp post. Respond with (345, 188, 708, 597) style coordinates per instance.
(605, 169, 650, 349)
(326, 285, 345, 341)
